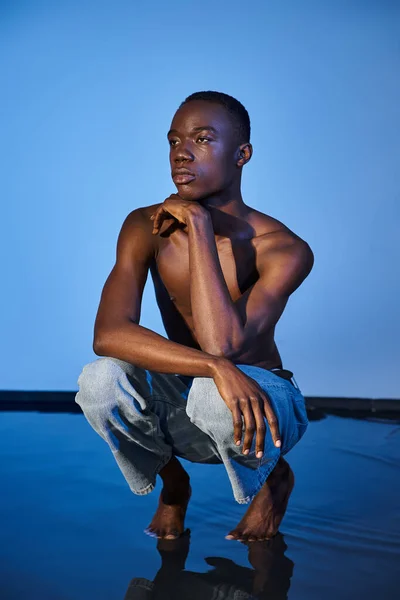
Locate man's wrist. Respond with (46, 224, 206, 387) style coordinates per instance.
(207, 355, 234, 378)
(187, 204, 210, 225)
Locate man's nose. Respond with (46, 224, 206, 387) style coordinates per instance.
(174, 144, 194, 162)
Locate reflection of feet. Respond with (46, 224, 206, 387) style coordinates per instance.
(226, 457, 295, 542)
(145, 480, 192, 540)
(205, 535, 293, 599)
(246, 534, 287, 571)
(156, 530, 191, 574)
(246, 534, 294, 596)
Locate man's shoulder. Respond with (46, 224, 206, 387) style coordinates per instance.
(249, 208, 307, 246)
(120, 204, 166, 237)
(118, 205, 159, 251)
(249, 208, 314, 276)
(124, 204, 160, 222)
(138, 203, 163, 217)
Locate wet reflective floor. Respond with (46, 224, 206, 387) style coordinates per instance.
(0, 409, 399, 599)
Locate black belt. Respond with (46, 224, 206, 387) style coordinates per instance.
(270, 368, 297, 388)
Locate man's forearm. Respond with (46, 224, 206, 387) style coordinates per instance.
(187, 210, 244, 355)
(94, 321, 225, 377)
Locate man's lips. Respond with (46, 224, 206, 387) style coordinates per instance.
(172, 173, 196, 184)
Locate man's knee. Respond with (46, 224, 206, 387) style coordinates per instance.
(75, 357, 123, 419)
(186, 376, 235, 441)
(77, 357, 122, 394)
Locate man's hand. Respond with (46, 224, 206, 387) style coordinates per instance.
(211, 359, 281, 457)
(150, 194, 206, 235)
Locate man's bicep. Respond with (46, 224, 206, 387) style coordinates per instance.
(230, 242, 312, 358)
(233, 283, 288, 349)
(93, 208, 155, 346)
(115, 208, 155, 273)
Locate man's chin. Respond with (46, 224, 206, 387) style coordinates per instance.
(175, 187, 213, 203)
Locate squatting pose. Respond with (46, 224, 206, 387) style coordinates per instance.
(76, 91, 314, 542)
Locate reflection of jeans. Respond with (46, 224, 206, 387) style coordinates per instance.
(75, 357, 308, 504)
(124, 576, 254, 600)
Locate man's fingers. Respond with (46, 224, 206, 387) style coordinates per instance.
(241, 404, 256, 455)
(263, 397, 281, 448)
(152, 209, 177, 234)
(152, 210, 162, 233)
(152, 208, 169, 233)
(151, 210, 158, 232)
(231, 403, 243, 446)
(252, 400, 267, 458)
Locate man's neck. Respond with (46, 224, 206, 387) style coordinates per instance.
(194, 183, 250, 235)
(199, 201, 253, 240)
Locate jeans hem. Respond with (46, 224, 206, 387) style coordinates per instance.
(232, 454, 280, 504)
(131, 481, 156, 496)
(129, 455, 172, 496)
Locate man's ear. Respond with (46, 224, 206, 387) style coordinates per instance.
(236, 142, 253, 167)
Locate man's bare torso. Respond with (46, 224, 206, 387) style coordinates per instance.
(141, 203, 308, 371)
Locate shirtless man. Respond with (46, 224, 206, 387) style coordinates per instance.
(76, 91, 314, 543)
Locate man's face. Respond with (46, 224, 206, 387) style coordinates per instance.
(168, 100, 239, 201)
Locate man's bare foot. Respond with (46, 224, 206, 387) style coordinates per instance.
(225, 456, 295, 542)
(145, 456, 192, 540)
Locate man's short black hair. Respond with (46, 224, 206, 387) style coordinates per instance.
(179, 91, 251, 145)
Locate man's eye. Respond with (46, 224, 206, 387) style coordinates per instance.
(169, 140, 178, 146)
(197, 137, 211, 143)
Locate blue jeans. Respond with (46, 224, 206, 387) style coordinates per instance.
(75, 357, 308, 504)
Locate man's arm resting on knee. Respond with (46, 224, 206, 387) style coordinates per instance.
(94, 321, 227, 378)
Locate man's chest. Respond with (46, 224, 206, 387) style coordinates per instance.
(153, 230, 261, 315)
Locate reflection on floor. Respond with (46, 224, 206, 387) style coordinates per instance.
(0, 409, 399, 599)
(124, 531, 292, 599)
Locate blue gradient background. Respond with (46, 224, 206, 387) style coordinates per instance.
(1, 0, 399, 397)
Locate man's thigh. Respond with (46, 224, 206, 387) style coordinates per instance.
(103, 357, 222, 465)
